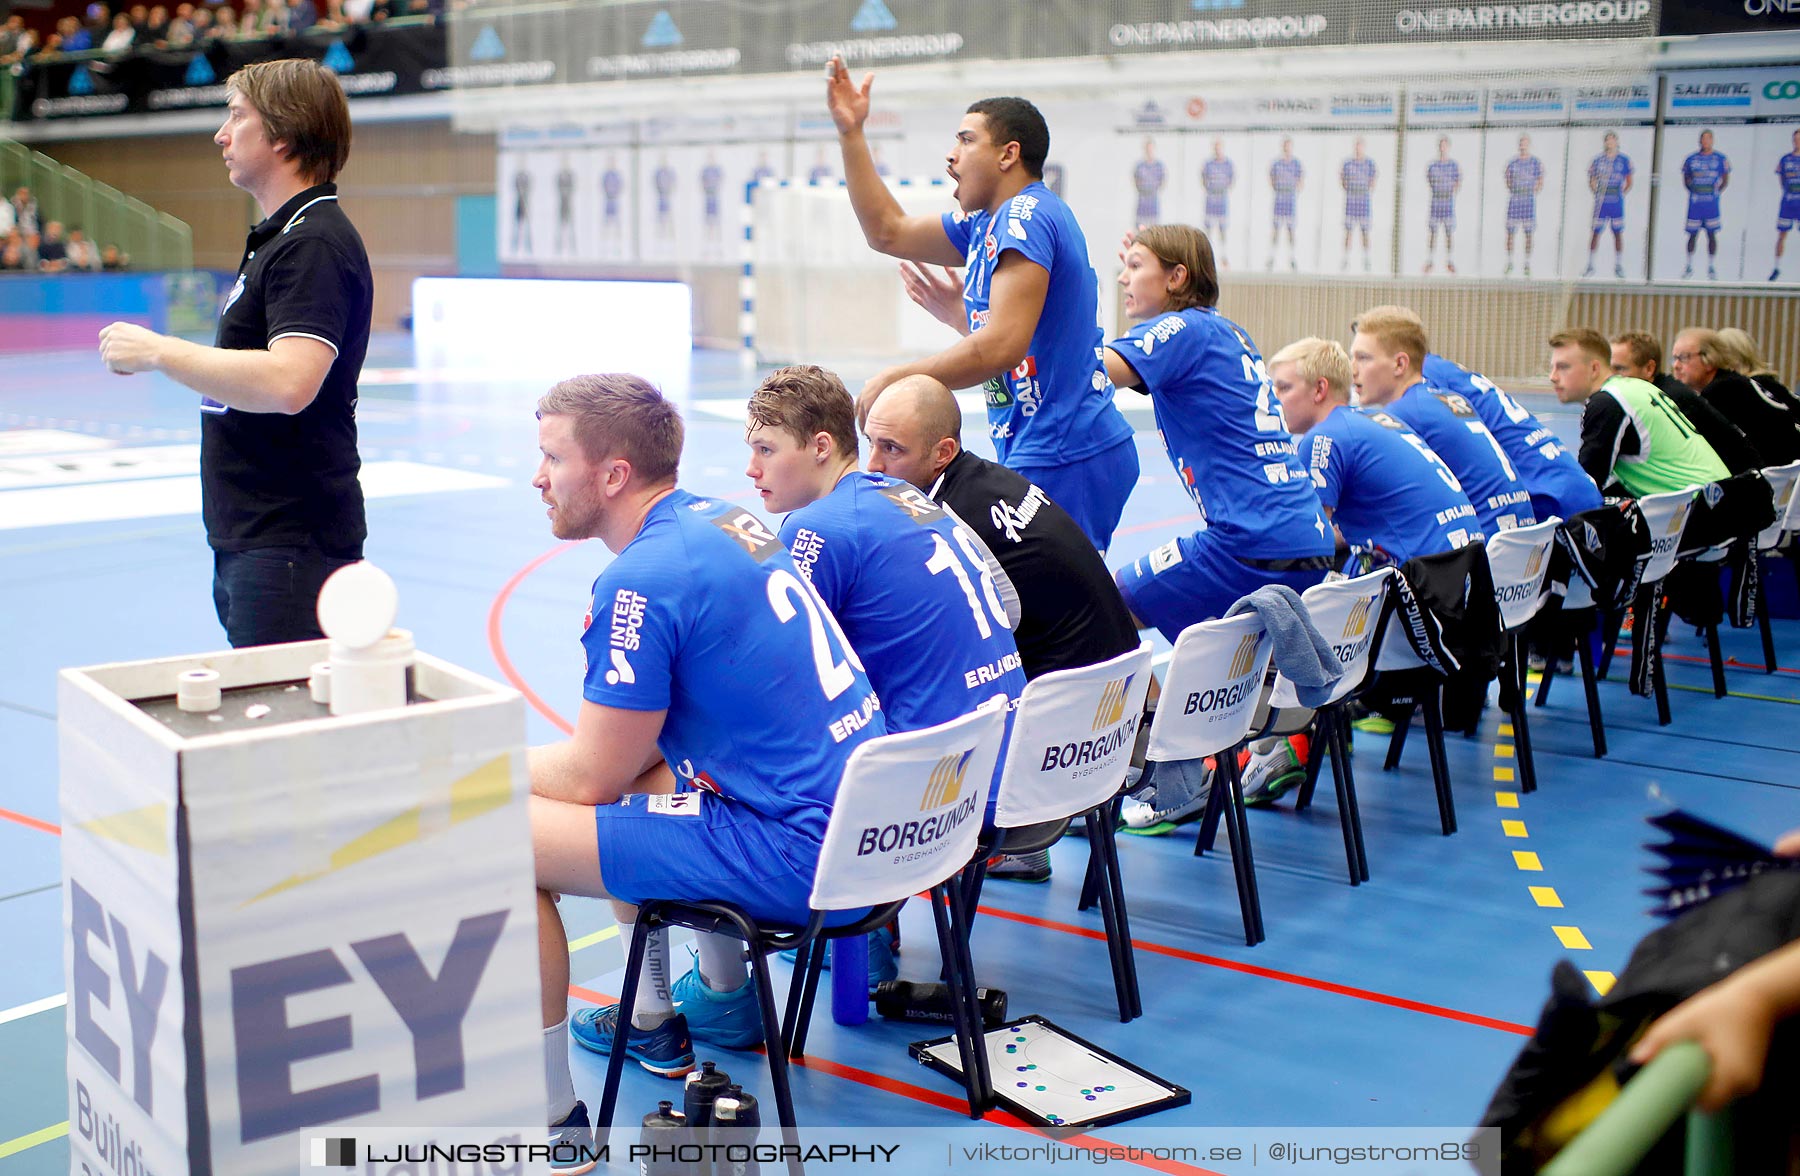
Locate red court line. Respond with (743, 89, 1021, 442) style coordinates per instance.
(565, 986, 1224, 1175)
(975, 905, 1534, 1038)
(1614, 642, 1799, 676)
(487, 542, 586, 735)
(0, 806, 60, 836)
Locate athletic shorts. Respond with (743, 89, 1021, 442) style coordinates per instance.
(1685, 205, 1722, 233)
(1429, 199, 1455, 229)
(1593, 203, 1624, 232)
(1115, 529, 1332, 645)
(1344, 196, 1370, 229)
(1205, 196, 1229, 219)
(1014, 437, 1140, 555)
(1779, 199, 1800, 231)
(594, 791, 868, 928)
(1137, 198, 1159, 221)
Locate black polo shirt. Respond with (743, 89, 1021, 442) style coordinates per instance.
(202, 182, 371, 554)
(1700, 370, 1800, 466)
(929, 450, 1140, 679)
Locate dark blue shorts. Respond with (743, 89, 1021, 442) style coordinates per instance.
(1014, 438, 1139, 554)
(594, 792, 868, 928)
(1116, 530, 1331, 644)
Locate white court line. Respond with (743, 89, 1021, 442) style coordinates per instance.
(0, 993, 66, 1027)
(0, 461, 509, 531)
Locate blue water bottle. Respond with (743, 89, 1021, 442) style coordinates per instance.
(830, 935, 869, 1025)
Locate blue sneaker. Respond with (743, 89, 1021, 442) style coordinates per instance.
(548, 1100, 599, 1174)
(671, 956, 763, 1050)
(569, 1005, 695, 1078)
(779, 926, 899, 991)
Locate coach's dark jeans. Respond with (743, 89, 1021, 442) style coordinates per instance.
(212, 544, 360, 648)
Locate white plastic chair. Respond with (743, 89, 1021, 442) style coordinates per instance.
(597, 704, 1009, 1141)
(977, 642, 1153, 1021)
(1147, 613, 1274, 945)
(1485, 518, 1563, 794)
(1753, 461, 1800, 673)
(1268, 569, 1395, 886)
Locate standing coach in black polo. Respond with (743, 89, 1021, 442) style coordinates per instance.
(99, 58, 372, 647)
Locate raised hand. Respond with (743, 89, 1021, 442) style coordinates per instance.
(824, 56, 874, 136)
(900, 261, 966, 333)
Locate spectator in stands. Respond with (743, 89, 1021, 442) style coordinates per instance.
(1713, 328, 1798, 415)
(1, 236, 27, 272)
(102, 12, 137, 52)
(36, 222, 69, 273)
(288, 0, 318, 33)
(212, 5, 240, 37)
(59, 16, 93, 52)
(0, 16, 24, 60)
(10, 189, 38, 239)
(1551, 328, 1729, 497)
(127, 4, 151, 36)
(166, 3, 197, 45)
(1, 25, 39, 63)
(190, 6, 214, 38)
(1610, 329, 1762, 475)
(1671, 327, 1800, 465)
(144, 5, 171, 44)
(66, 227, 100, 272)
(102, 244, 130, 271)
(239, 0, 269, 35)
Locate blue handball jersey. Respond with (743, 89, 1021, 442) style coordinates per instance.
(1591, 153, 1632, 209)
(1299, 407, 1483, 562)
(780, 473, 1026, 734)
(1684, 151, 1729, 210)
(1781, 153, 1800, 199)
(1202, 159, 1235, 200)
(1426, 159, 1461, 198)
(1341, 157, 1377, 194)
(1422, 354, 1601, 519)
(580, 491, 885, 844)
(1383, 383, 1537, 533)
(941, 183, 1134, 466)
(1113, 308, 1331, 559)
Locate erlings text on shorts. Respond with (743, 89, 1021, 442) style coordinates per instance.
(855, 792, 981, 857)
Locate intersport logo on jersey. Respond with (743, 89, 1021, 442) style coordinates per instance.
(1394, 0, 1650, 32)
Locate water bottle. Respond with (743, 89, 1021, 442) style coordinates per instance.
(638, 1100, 699, 1176)
(711, 1084, 761, 1176)
(681, 1061, 732, 1175)
(873, 979, 1008, 1028)
(830, 934, 869, 1025)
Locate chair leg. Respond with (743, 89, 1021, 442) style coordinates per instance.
(1084, 810, 1137, 1023)
(1318, 711, 1362, 886)
(1094, 811, 1142, 1019)
(743, 941, 804, 1176)
(1194, 757, 1229, 857)
(1295, 721, 1325, 812)
(1333, 711, 1370, 883)
(1509, 644, 1538, 797)
(1230, 752, 1266, 944)
(1534, 647, 1556, 706)
(785, 937, 829, 1061)
(1577, 624, 1607, 758)
(1705, 622, 1727, 698)
(1077, 795, 1118, 913)
(933, 883, 992, 1116)
(1756, 552, 1778, 673)
(1218, 750, 1264, 945)
(1597, 607, 1622, 681)
(596, 914, 653, 1135)
(1421, 681, 1456, 832)
(1383, 707, 1412, 770)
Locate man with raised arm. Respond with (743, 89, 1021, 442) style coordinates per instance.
(825, 57, 1138, 551)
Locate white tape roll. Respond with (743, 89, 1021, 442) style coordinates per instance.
(177, 668, 222, 713)
(309, 662, 332, 706)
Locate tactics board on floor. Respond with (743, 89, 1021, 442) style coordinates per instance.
(910, 1015, 1190, 1136)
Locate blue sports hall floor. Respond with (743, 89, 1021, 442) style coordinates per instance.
(3, 338, 1798, 1174)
